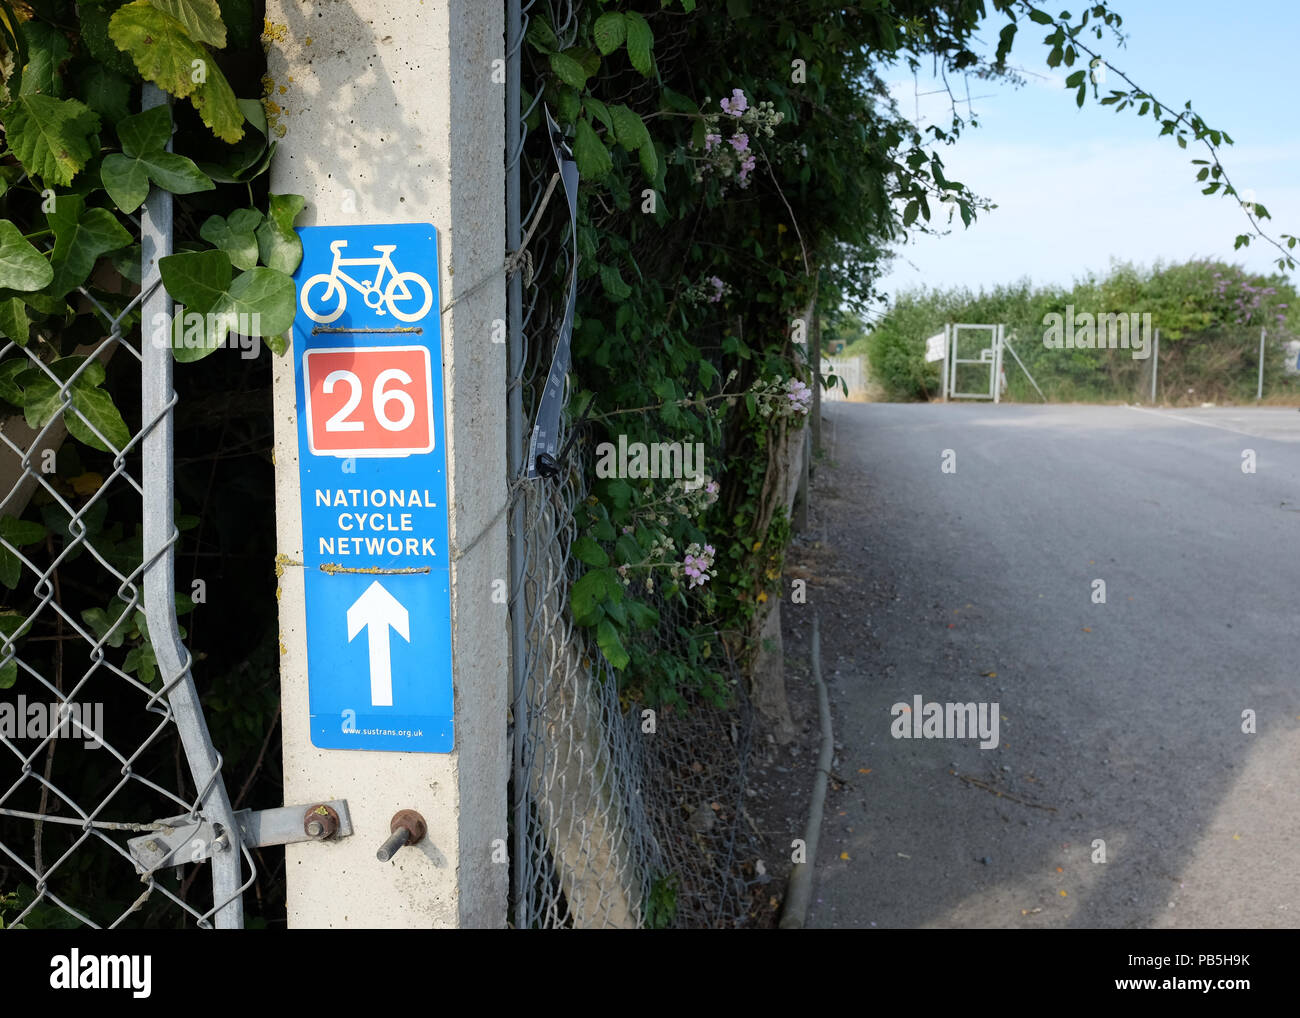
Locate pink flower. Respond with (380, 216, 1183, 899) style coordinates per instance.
(729, 133, 749, 153)
(720, 88, 748, 116)
(737, 153, 757, 187)
(704, 132, 722, 153)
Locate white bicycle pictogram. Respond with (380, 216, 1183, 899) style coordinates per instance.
(301, 240, 434, 324)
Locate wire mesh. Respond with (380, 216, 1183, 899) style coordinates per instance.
(506, 0, 771, 929)
(0, 93, 248, 930)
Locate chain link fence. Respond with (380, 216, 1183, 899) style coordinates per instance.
(0, 91, 248, 930)
(997, 323, 1300, 406)
(506, 0, 773, 929)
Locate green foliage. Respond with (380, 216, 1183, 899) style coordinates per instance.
(866, 260, 1298, 404)
(524, 0, 1026, 699)
(108, 0, 243, 143)
(523, 0, 1284, 702)
(1, 92, 101, 186)
(644, 872, 679, 929)
(0, 0, 294, 928)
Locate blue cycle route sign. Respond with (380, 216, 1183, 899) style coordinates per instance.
(291, 223, 453, 752)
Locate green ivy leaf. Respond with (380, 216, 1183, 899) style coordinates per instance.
(0, 93, 100, 186)
(0, 221, 55, 292)
(69, 384, 131, 452)
(80, 606, 127, 649)
(197, 100, 274, 182)
(108, 1, 243, 143)
(18, 356, 130, 453)
(124, 643, 158, 684)
(254, 192, 305, 273)
(0, 298, 30, 347)
(0, 611, 28, 685)
(0, 548, 19, 591)
(200, 209, 260, 269)
(0, 516, 46, 546)
(596, 618, 629, 669)
(158, 248, 231, 310)
(46, 194, 134, 298)
(144, 150, 215, 193)
(210, 267, 296, 335)
(571, 536, 609, 567)
(593, 12, 626, 56)
(160, 252, 296, 361)
(117, 102, 172, 155)
(78, 2, 140, 79)
(147, 0, 227, 48)
(101, 105, 215, 212)
(573, 117, 612, 180)
(98, 158, 149, 214)
(624, 11, 654, 77)
(77, 65, 133, 124)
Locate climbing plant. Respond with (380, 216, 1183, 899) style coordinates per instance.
(521, 0, 1295, 709)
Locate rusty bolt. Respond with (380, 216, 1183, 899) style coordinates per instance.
(303, 803, 340, 840)
(390, 809, 426, 846)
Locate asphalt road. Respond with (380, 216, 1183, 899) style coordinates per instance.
(795, 402, 1300, 929)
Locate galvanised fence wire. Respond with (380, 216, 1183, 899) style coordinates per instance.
(506, 0, 771, 929)
(0, 90, 248, 930)
(997, 323, 1300, 406)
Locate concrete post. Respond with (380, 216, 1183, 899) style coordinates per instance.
(265, 1, 508, 927)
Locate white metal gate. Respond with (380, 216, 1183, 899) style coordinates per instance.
(945, 323, 1004, 402)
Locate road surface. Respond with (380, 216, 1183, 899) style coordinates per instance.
(790, 402, 1300, 929)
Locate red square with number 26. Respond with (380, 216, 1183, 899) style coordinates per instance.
(303, 346, 434, 457)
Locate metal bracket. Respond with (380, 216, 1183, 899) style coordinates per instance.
(127, 800, 353, 875)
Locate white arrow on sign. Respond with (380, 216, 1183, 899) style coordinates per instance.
(346, 580, 410, 706)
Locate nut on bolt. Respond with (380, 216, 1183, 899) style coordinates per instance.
(376, 809, 427, 862)
(390, 809, 426, 845)
(303, 803, 340, 840)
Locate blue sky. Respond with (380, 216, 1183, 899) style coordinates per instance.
(873, 0, 1299, 309)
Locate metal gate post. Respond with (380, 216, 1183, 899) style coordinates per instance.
(138, 84, 247, 929)
(505, 0, 529, 924)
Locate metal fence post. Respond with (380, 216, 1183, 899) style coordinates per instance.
(505, 0, 529, 925)
(1257, 327, 1266, 401)
(139, 84, 246, 929)
(1151, 328, 1160, 404)
(811, 292, 821, 462)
